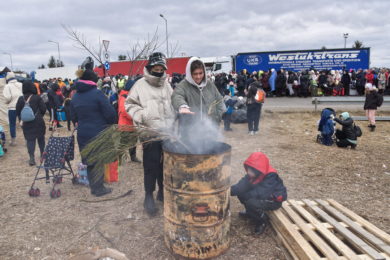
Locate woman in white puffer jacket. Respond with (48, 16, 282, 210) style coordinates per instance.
(2, 72, 22, 146)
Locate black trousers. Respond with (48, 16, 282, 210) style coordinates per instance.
(238, 195, 281, 222)
(64, 106, 72, 130)
(129, 146, 136, 157)
(335, 130, 355, 147)
(247, 103, 262, 132)
(223, 113, 232, 130)
(142, 140, 163, 194)
(26, 136, 45, 156)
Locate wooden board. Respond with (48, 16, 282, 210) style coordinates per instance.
(268, 199, 390, 260)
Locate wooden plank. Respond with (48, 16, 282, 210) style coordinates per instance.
(269, 207, 321, 260)
(303, 199, 385, 260)
(327, 199, 390, 244)
(282, 201, 340, 259)
(291, 222, 349, 231)
(289, 200, 360, 260)
(271, 220, 297, 260)
(317, 200, 390, 256)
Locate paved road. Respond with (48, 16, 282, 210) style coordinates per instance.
(263, 97, 390, 112)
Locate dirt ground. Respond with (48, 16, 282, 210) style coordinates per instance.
(0, 110, 389, 260)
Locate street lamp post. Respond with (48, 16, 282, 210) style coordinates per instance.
(48, 40, 61, 66)
(160, 14, 169, 57)
(343, 33, 349, 48)
(3, 52, 13, 71)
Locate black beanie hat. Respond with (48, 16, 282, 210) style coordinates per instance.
(80, 69, 98, 83)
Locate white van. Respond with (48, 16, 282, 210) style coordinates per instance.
(200, 56, 233, 74)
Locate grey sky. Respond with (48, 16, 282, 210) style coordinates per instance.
(1, 0, 389, 72)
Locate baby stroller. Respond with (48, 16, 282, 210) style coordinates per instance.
(28, 129, 78, 198)
(316, 108, 336, 145)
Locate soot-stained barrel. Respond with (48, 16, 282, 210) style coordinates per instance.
(163, 141, 231, 259)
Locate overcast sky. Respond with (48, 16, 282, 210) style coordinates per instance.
(1, 0, 389, 72)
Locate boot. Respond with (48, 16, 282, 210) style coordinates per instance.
(254, 221, 267, 235)
(29, 154, 36, 166)
(10, 138, 16, 146)
(156, 188, 164, 202)
(254, 213, 269, 235)
(92, 186, 112, 197)
(370, 125, 376, 132)
(131, 154, 141, 163)
(144, 192, 157, 216)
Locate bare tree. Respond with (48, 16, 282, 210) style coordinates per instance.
(62, 24, 104, 68)
(168, 40, 180, 58)
(126, 28, 165, 77)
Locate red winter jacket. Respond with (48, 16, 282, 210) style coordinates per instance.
(231, 152, 287, 203)
(118, 90, 134, 128)
(365, 72, 374, 84)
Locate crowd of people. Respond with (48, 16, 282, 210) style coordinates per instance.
(2, 54, 389, 236)
(206, 68, 390, 98)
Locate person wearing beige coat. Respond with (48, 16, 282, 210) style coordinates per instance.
(125, 52, 175, 216)
(2, 72, 22, 146)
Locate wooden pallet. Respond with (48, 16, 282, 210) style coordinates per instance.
(268, 199, 390, 260)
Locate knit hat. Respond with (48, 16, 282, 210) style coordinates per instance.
(146, 52, 167, 70)
(341, 112, 350, 120)
(6, 72, 15, 81)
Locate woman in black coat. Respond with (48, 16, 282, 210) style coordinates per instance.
(364, 85, 383, 131)
(16, 81, 46, 165)
(341, 71, 351, 96)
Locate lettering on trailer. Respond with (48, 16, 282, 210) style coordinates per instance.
(268, 51, 360, 61)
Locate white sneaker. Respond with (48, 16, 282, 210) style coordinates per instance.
(254, 131, 258, 135)
(249, 131, 254, 135)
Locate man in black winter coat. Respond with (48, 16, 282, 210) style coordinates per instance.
(231, 152, 287, 234)
(341, 71, 351, 96)
(356, 70, 366, 96)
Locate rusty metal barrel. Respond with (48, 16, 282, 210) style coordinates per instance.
(163, 141, 231, 259)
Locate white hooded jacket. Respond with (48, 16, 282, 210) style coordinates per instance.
(3, 79, 23, 110)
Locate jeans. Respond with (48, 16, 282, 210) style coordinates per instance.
(8, 110, 17, 138)
(223, 113, 232, 130)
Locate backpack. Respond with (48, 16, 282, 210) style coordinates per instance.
(20, 95, 37, 122)
(354, 123, 362, 137)
(255, 89, 265, 103)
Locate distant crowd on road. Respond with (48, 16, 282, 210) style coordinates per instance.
(204, 68, 390, 98)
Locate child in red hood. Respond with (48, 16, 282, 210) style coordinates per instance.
(231, 152, 287, 234)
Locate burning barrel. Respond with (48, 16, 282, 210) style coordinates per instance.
(163, 141, 231, 259)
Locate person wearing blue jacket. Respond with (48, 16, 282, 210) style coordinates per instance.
(268, 69, 277, 96)
(70, 57, 117, 197)
(317, 108, 335, 146)
(231, 152, 287, 235)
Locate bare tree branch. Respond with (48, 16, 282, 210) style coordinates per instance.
(169, 40, 180, 58)
(62, 24, 104, 66)
(127, 27, 162, 77)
